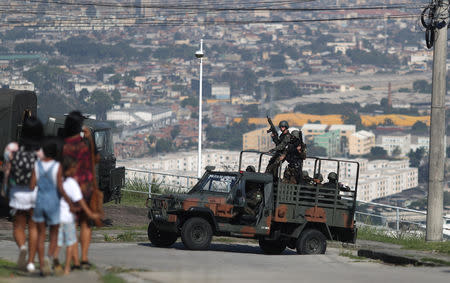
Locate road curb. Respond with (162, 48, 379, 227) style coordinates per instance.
(357, 249, 438, 266)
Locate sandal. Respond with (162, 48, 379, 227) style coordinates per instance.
(81, 261, 93, 270)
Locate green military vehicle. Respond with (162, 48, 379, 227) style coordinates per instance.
(0, 89, 124, 205)
(147, 150, 358, 254)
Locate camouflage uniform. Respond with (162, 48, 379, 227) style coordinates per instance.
(244, 184, 263, 216)
(265, 131, 291, 178)
(282, 131, 306, 184)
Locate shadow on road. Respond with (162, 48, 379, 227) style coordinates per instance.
(137, 242, 297, 255)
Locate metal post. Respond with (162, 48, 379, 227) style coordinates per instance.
(396, 208, 400, 231)
(148, 172, 152, 198)
(197, 39, 204, 178)
(426, 0, 448, 242)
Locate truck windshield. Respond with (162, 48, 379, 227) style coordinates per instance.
(198, 174, 237, 194)
(94, 130, 113, 156)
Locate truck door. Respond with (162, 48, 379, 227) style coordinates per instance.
(223, 174, 273, 237)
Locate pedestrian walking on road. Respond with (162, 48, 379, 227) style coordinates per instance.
(62, 111, 101, 269)
(53, 156, 100, 275)
(29, 138, 71, 276)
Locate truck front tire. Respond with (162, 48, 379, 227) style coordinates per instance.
(181, 217, 213, 250)
(258, 238, 287, 255)
(296, 229, 327, 255)
(148, 221, 178, 247)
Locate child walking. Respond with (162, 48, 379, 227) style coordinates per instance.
(29, 138, 71, 276)
(54, 156, 99, 275)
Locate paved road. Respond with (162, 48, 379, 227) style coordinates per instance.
(1, 240, 449, 283)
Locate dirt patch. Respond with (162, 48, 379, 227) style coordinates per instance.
(103, 205, 148, 227)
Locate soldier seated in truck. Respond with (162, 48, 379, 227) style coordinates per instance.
(241, 166, 263, 224)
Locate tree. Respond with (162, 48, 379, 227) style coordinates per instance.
(413, 80, 432, 93)
(88, 90, 113, 120)
(268, 54, 287, 69)
(170, 125, 180, 139)
(342, 112, 363, 130)
(369, 147, 387, 158)
(273, 79, 301, 99)
(407, 147, 425, 167)
(111, 89, 121, 104)
(96, 66, 115, 81)
(79, 88, 89, 100)
(155, 138, 173, 153)
(411, 121, 428, 135)
(392, 146, 401, 157)
(383, 118, 394, 126)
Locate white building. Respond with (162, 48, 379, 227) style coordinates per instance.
(376, 132, 411, 156)
(211, 84, 231, 100)
(107, 106, 172, 127)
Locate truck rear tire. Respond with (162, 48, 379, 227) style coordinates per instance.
(148, 221, 178, 247)
(258, 238, 287, 255)
(296, 229, 327, 255)
(181, 217, 213, 250)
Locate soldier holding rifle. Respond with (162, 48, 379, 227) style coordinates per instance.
(265, 117, 291, 180)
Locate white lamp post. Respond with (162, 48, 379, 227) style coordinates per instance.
(195, 39, 204, 178)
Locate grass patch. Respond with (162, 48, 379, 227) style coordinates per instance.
(0, 258, 18, 278)
(102, 273, 126, 283)
(94, 225, 147, 231)
(116, 231, 138, 242)
(420, 257, 450, 266)
(104, 191, 147, 208)
(103, 234, 115, 242)
(357, 226, 450, 255)
(339, 251, 366, 260)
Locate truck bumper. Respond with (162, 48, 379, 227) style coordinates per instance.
(148, 210, 178, 233)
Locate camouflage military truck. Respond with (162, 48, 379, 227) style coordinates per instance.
(0, 89, 125, 204)
(45, 115, 125, 202)
(147, 150, 358, 254)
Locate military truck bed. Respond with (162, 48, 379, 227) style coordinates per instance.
(274, 183, 356, 229)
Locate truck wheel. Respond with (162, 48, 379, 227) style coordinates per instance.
(181, 217, 213, 250)
(296, 229, 327, 255)
(148, 222, 178, 247)
(258, 238, 287, 255)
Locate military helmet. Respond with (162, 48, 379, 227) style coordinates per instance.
(246, 165, 256, 172)
(314, 173, 323, 182)
(302, 170, 310, 178)
(278, 120, 289, 129)
(328, 172, 338, 182)
(291, 130, 300, 139)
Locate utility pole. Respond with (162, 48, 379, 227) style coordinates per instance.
(426, 0, 448, 242)
(195, 39, 204, 178)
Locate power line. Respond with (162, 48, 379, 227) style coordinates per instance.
(0, 13, 419, 28)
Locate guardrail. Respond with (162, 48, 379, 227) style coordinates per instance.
(122, 168, 449, 236)
(123, 168, 199, 197)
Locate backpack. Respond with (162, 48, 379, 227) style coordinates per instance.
(9, 147, 37, 186)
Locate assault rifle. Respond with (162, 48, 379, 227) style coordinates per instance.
(266, 116, 277, 136)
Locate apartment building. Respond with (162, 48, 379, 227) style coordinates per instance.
(348, 130, 375, 155)
(376, 132, 411, 156)
(313, 130, 341, 157)
(242, 127, 273, 151)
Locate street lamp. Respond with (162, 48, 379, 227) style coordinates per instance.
(196, 39, 204, 178)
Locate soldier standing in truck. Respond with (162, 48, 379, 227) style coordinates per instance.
(265, 120, 291, 179)
(281, 130, 306, 184)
